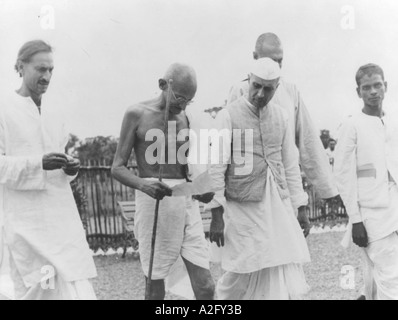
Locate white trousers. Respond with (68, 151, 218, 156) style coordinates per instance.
(364, 231, 398, 300)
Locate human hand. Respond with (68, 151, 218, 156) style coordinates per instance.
(297, 206, 311, 238)
(141, 181, 172, 200)
(209, 206, 225, 247)
(352, 222, 368, 248)
(192, 192, 215, 204)
(42, 153, 68, 171)
(63, 156, 80, 176)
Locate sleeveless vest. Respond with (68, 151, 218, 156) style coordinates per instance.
(225, 97, 290, 202)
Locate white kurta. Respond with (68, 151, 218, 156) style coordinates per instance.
(0, 92, 97, 291)
(335, 113, 398, 242)
(335, 112, 398, 300)
(209, 102, 310, 270)
(219, 167, 311, 273)
(228, 79, 337, 199)
(208, 99, 310, 299)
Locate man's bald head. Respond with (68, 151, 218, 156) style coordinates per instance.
(159, 63, 197, 114)
(161, 63, 197, 95)
(253, 33, 284, 67)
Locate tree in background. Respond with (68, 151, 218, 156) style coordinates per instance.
(66, 133, 137, 166)
(65, 133, 80, 156)
(75, 135, 119, 166)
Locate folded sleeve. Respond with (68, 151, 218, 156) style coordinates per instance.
(295, 90, 338, 199)
(334, 119, 361, 223)
(207, 109, 232, 210)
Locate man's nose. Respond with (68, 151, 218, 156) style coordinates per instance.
(257, 88, 265, 98)
(43, 71, 52, 81)
(370, 86, 378, 95)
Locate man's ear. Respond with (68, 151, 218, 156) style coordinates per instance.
(253, 51, 258, 60)
(356, 87, 361, 98)
(17, 61, 24, 78)
(159, 78, 167, 91)
(384, 81, 388, 93)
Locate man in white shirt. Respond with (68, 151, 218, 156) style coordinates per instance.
(0, 40, 97, 300)
(228, 33, 339, 233)
(335, 63, 398, 300)
(209, 58, 310, 300)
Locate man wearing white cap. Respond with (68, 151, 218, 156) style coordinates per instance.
(228, 33, 339, 232)
(208, 58, 311, 300)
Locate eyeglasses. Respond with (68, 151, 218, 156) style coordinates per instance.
(171, 89, 193, 106)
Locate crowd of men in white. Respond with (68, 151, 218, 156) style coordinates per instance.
(0, 32, 397, 300)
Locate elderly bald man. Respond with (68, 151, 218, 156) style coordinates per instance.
(112, 63, 215, 300)
(209, 58, 311, 300)
(228, 33, 340, 235)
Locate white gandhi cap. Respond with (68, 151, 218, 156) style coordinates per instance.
(249, 57, 281, 80)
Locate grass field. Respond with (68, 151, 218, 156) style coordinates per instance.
(92, 231, 365, 300)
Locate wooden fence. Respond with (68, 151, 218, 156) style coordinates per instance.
(303, 177, 347, 222)
(76, 166, 137, 249)
(75, 167, 346, 249)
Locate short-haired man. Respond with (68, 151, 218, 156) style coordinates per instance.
(335, 63, 398, 300)
(228, 33, 339, 233)
(112, 63, 215, 300)
(0, 40, 97, 300)
(209, 58, 311, 300)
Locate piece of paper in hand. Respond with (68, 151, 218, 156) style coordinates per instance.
(171, 171, 213, 197)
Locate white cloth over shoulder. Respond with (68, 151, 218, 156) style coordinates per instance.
(185, 106, 216, 180)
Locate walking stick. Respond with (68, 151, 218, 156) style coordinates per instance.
(145, 79, 173, 300)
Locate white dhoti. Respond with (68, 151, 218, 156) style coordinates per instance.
(217, 264, 308, 300)
(9, 252, 96, 300)
(216, 168, 310, 300)
(0, 238, 14, 300)
(135, 179, 210, 280)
